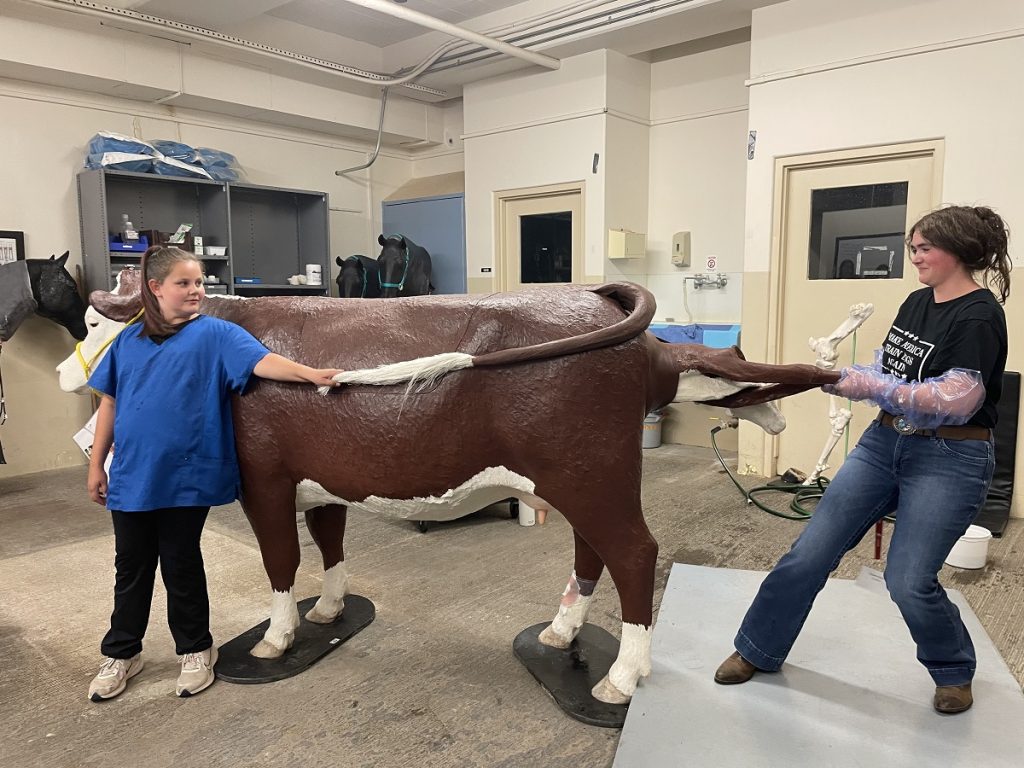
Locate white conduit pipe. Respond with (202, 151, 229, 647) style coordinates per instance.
(16, 0, 448, 96)
(339, 0, 561, 71)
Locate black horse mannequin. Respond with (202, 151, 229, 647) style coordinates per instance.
(375, 235, 433, 298)
(335, 255, 382, 298)
(25, 252, 87, 340)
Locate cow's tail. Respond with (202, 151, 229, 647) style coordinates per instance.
(317, 282, 655, 396)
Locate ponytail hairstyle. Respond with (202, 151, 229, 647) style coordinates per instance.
(908, 205, 1012, 304)
(138, 245, 204, 338)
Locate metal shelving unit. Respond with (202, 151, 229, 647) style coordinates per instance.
(77, 169, 330, 297)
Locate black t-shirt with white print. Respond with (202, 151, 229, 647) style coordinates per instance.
(881, 287, 1007, 428)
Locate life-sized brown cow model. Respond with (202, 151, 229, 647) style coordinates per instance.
(88, 282, 838, 704)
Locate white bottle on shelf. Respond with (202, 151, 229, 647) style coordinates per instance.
(120, 213, 139, 243)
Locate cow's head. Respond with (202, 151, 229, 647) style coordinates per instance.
(56, 268, 141, 393)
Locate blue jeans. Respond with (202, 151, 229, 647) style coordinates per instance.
(735, 420, 994, 686)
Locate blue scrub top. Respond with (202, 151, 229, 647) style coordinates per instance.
(88, 315, 270, 512)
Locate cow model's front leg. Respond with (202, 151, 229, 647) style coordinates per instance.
(240, 478, 303, 659)
(303, 504, 349, 623)
(539, 532, 603, 648)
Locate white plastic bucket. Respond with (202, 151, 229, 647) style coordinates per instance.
(643, 412, 664, 449)
(944, 525, 993, 569)
(305, 263, 323, 285)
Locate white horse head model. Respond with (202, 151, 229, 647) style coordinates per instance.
(56, 269, 139, 393)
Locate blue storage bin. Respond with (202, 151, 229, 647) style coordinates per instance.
(108, 235, 149, 252)
(648, 323, 740, 348)
(701, 325, 741, 348)
(648, 323, 702, 344)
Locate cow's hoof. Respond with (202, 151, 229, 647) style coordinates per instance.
(305, 603, 342, 624)
(591, 675, 631, 704)
(538, 624, 572, 649)
(249, 638, 288, 659)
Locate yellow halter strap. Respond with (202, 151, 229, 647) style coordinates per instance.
(75, 308, 145, 378)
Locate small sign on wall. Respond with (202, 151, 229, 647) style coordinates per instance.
(705, 255, 719, 272)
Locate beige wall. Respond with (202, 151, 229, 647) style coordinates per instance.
(738, 0, 1024, 516)
(0, 76, 417, 478)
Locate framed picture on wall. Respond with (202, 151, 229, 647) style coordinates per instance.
(0, 230, 25, 266)
(834, 232, 905, 279)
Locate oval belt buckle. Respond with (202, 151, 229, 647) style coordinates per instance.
(893, 416, 916, 435)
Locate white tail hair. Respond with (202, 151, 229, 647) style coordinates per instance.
(317, 351, 474, 396)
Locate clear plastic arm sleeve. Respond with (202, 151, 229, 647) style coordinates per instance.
(824, 364, 986, 429)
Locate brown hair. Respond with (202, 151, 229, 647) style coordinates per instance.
(138, 245, 204, 337)
(908, 205, 1012, 304)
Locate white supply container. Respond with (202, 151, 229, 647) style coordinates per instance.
(944, 525, 992, 569)
(643, 411, 664, 449)
(305, 263, 323, 285)
(518, 502, 536, 527)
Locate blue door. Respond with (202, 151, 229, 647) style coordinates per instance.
(382, 194, 467, 294)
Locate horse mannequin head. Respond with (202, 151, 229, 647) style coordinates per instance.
(26, 252, 87, 340)
(336, 255, 382, 298)
(375, 234, 433, 298)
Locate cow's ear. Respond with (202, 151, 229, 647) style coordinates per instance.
(53, 251, 69, 266)
(378, 234, 386, 246)
(336, 255, 344, 266)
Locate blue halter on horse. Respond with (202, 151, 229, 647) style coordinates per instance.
(375, 234, 433, 298)
(336, 254, 382, 298)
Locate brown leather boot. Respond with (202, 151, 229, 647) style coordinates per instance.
(933, 683, 973, 714)
(714, 651, 758, 685)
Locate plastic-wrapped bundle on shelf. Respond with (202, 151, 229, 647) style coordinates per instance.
(88, 131, 158, 157)
(194, 147, 242, 181)
(85, 151, 154, 173)
(152, 154, 213, 179)
(152, 139, 198, 163)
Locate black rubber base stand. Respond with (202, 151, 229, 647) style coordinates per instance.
(215, 594, 375, 684)
(513, 622, 629, 728)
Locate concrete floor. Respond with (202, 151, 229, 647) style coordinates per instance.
(2, 443, 1022, 768)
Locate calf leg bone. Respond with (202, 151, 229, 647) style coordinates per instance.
(250, 588, 301, 658)
(808, 303, 874, 370)
(538, 571, 598, 648)
(805, 395, 853, 483)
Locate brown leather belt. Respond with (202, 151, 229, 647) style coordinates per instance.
(877, 412, 991, 441)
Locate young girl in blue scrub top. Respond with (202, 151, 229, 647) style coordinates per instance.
(715, 205, 1011, 715)
(86, 245, 343, 702)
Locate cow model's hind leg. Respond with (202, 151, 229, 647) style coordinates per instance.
(539, 531, 604, 648)
(241, 478, 302, 659)
(303, 504, 350, 623)
(541, 480, 657, 705)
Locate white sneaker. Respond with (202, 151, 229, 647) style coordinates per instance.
(88, 653, 144, 702)
(176, 646, 218, 697)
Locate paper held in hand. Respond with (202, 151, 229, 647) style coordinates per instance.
(74, 410, 113, 474)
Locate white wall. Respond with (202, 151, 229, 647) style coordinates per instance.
(463, 51, 611, 284)
(0, 77, 415, 478)
(646, 40, 750, 323)
(738, 0, 1024, 516)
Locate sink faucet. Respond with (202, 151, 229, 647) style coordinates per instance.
(685, 273, 729, 290)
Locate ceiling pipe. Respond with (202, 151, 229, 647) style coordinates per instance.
(335, 88, 389, 175)
(338, 0, 561, 71)
(16, 0, 449, 96)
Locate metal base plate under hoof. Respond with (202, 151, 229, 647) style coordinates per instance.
(215, 594, 375, 684)
(513, 622, 628, 728)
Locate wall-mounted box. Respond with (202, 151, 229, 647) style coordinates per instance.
(608, 229, 647, 259)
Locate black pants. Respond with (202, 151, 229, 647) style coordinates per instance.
(101, 507, 212, 659)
